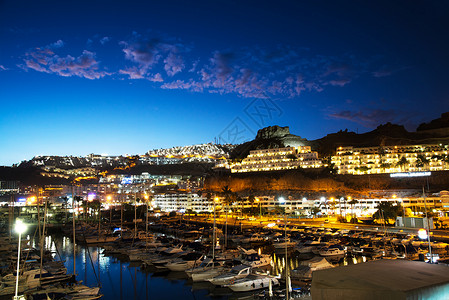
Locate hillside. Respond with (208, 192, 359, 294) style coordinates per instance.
(230, 115, 449, 159)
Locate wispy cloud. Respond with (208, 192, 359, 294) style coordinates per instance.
(119, 34, 188, 80)
(164, 53, 184, 76)
(100, 36, 110, 45)
(0, 65, 8, 71)
(21, 41, 108, 79)
(372, 65, 410, 78)
(50, 40, 64, 48)
(328, 109, 403, 128)
(19, 34, 394, 99)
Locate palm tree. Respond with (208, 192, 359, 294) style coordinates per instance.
(221, 186, 235, 248)
(396, 156, 408, 171)
(416, 154, 430, 171)
(221, 186, 234, 210)
(348, 199, 359, 220)
(247, 194, 256, 215)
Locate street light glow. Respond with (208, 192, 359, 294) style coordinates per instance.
(15, 219, 26, 234)
(278, 197, 285, 204)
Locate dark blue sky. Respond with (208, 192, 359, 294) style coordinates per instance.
(1, 0, 448, 166)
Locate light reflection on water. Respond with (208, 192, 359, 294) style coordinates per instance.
(47, 235, 369, 299)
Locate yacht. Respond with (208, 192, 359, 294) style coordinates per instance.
(208, 264, 252, 286)
(238, 247, 271, 268)
(291, 257, 334, 280)
(225, 274, 279, 292)
(319, 245, 346, 257)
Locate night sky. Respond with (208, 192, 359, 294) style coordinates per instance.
(1, 1, 448, 166)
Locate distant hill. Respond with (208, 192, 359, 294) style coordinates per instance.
(230, 126, 309, 159)
(6, 112, 449, 186)
(147, 143, 234, 159)
(230, 113, 449, 159)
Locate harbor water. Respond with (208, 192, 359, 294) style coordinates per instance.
(32, 233, 370, 300)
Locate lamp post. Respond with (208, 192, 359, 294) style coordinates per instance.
(14, 219, 27, 300)
(212, 197, 219, 261)
(423, 187, 433, 263)
(278, 197, 289, 300)
(107, 195, 112, 226)
(255, 198, 261, 218)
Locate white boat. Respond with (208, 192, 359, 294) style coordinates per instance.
(318, 245, 346, 257)
(431, 241, 449, 249)
(191, 265, 228, 282)
(165, 252, 204, 271)
(296, 237, 324, 253)
(291, 257, 334, 280)
(225, 274, 279, 292)
(273, 239, 297, 250)
(240, 234, 265, 244)
(238, 247, 271, 268)
(83, 235, 119, 244)
(186, 258, 226, 278)
(208, 264, 252, 286)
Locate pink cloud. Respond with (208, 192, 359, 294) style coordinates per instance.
(22, 43, 107, 80)
(164, 53, 184, 76)
(148, 73, 163, 82)
(119, 67, 146, 79)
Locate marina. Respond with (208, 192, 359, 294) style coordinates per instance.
(2, 216, 449, 299)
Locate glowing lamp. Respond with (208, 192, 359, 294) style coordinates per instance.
(15, 219, 26, 234)
(418, 228, 428, 240)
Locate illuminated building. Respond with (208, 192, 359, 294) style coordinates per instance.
(230, 146, 322, 173)
(332, 144, 449, 175)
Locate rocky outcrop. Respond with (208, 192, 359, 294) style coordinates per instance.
(256, 126, 291, 139)
(417, 112, 449, 131)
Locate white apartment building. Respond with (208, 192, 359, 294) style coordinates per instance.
(153, 192, 211, 212)
(332, 144, 449, 175)
(230, 146, 322, 173)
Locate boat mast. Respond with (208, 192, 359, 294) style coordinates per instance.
(423, 187, 432, 262)
(134, 192, 137, 239)
(212, 197, 216, 261)
(39, 196, 48, 286)
(72, 185, 76, 276)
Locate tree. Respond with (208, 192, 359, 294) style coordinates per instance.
(286, 153, 297, 161)
(348, 199, 359, 218)
(373, 202, 402, 225)
(311, 207, 321, 217)
(416, 154, 430, 170)
(396, 156, 408, 171)
(221, 186, 235, 210)
(247, 194, 256, 215)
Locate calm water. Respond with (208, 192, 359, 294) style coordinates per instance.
(32, 234, 369, 300)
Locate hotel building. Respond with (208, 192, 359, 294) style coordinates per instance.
(331, 144, 449, 175)
(230, 146, 322, 173)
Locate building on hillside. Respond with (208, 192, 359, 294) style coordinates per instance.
(331, 144, 449, 175)
(153, 192, 211, 212)
(230, 146, 322, 173)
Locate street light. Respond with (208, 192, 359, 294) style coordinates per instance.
(278, 197, 289, 300)
(14, 219, 27, 300)
(213, 197, 219, 260)
(255, 198, 261, 218)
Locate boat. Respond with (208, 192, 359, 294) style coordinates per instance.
(83, 235, 119, 244)
(165, 252, 204, 271)
(291, 257, 334, 280)
(273, 238, 297, 250)
(225, 274, 279, 292)
(238, 247, 271, 268)
(191, 265, 229, 282)
(208, 264, 252, 286)
(186, 258, 227, 279)
(319, 245, 346, 257)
